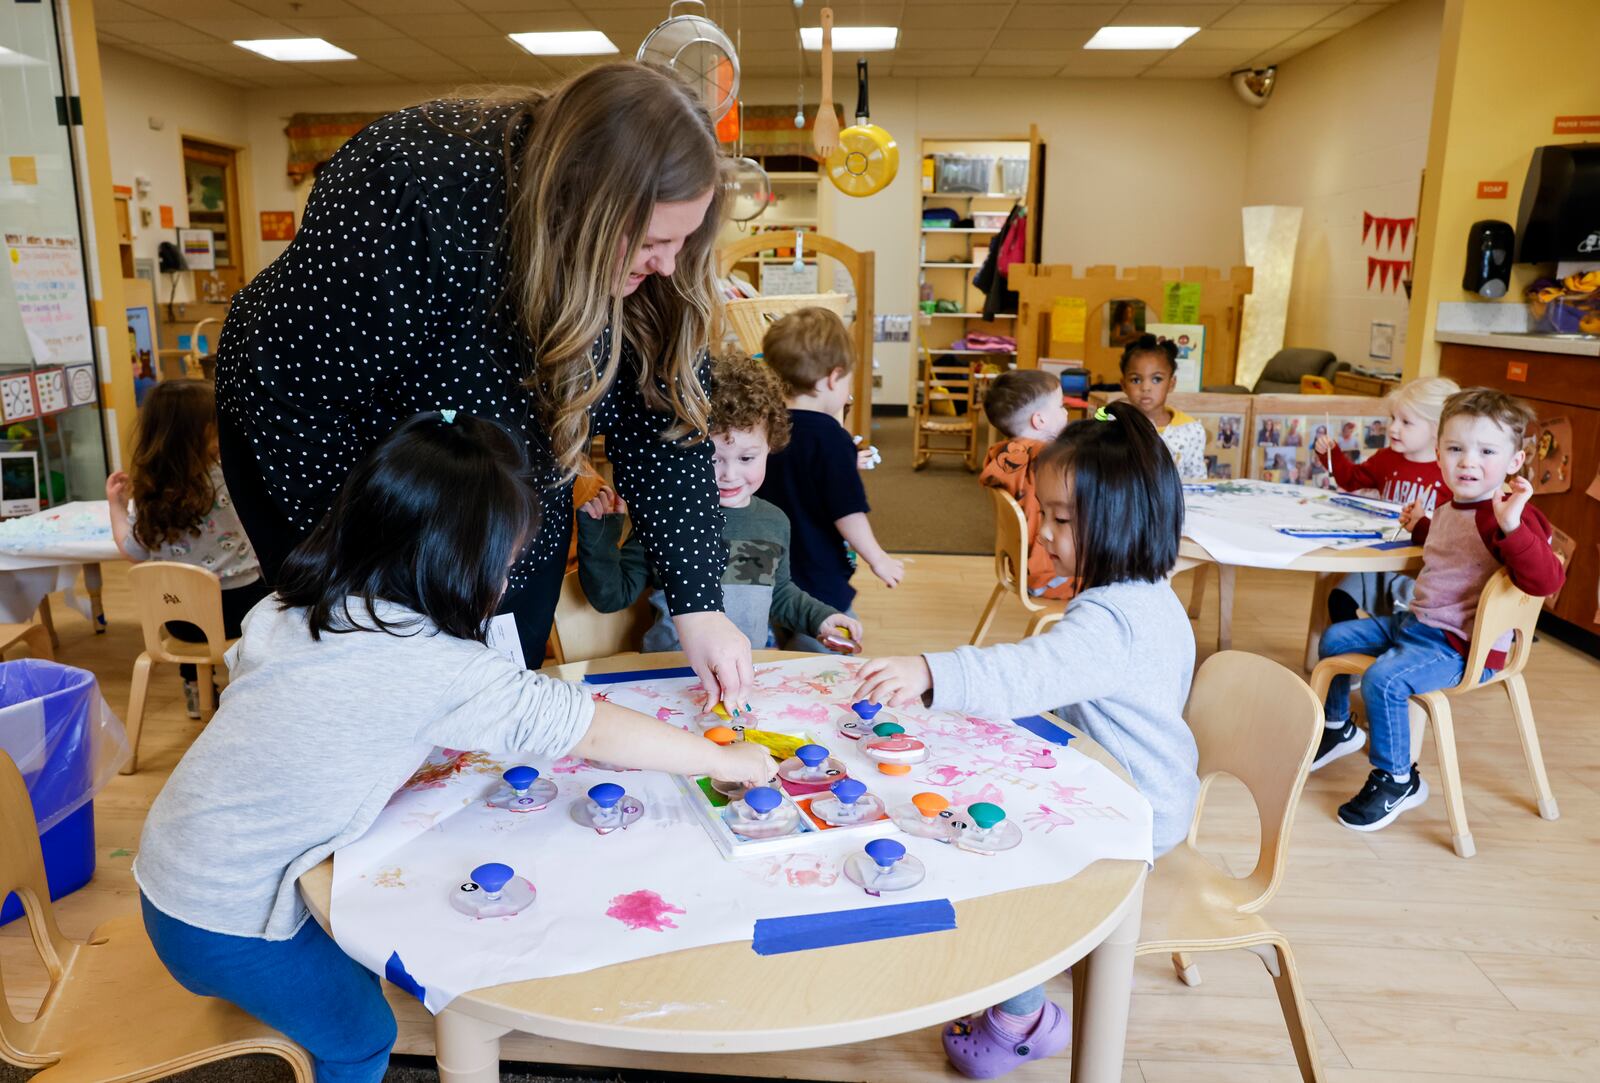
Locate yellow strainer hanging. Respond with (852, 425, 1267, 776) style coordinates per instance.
(826, 60, 898, 198)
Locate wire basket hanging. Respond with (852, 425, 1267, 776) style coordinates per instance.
(636, 0, 740, 121)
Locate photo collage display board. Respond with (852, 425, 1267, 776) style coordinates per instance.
(1248, 394, 1395, 492)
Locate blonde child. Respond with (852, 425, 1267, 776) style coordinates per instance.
(1118, 334, 1207, 479)
(578, 356, 863, 655)
(977, 369, 1074, 600)
(1314, 389, 1564, 828)
(757, 308, 903, 651)
(1311, 376, 1458, 634)
(106, 378, 267, 718)
(135, 411, 771, 1082)
(856, 400, 1197, 1079)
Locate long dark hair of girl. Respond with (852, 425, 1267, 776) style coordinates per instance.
(1037, 400, 1183, 590)
(276, 412, 539, 642)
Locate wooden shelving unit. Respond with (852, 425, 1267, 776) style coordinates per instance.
(719, 166, 831, 294)
(912, 128, 1044, 410)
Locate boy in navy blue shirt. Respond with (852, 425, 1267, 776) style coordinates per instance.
(757, 308, 904, 651)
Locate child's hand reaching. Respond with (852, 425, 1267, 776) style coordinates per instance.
(1494, 475, 1534, 534)
(709, 742, 777, 787)
(105, 471, 132, 508)
(854, 655, 931, 708)
(817, 613, 864, 654)
(1313, 435, 1334, 458)
(579, 487, 626, 520)
(1398, 499, 1426, 532)
(869, 554, 905, 589)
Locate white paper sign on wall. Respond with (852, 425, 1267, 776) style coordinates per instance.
(0, 373, 38, 423)
(65, 362, 97, 407)
(33, 369, 68, 415)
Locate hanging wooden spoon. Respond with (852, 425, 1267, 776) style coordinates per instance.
(813, 7, 840, 159)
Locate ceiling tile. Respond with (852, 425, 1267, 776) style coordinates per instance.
(1212, 3, 1343, 29)
(375, 13, 502, 36)
(990, 28, 1097, 50)
(1184, 28, 1296, 49)
(1158, 46, 1261, 68)
(481, 10, 601, 32)
(972, 65, 1064, 79)
(1109, 5, 1233, 27)
(458, 0, 579, 10)
(93, 0, 164, 20)
(891, 65, 981, 78)
(345, 0, 469, 12)
(1249, 24, 1341, 63)
(329, 38, 448, 59)
(126, 0, 264, 18)
(889, 49, 986, 67)
(1139, 67, 1225, 79)
(103, 20, 217, 45)
(1002, 5, 1122, 31)
(279, 16, 409, 40)
(180, 17, 299, 39)
(1316, 3, 1393, 29)
(901, 5, 1011, 30)
(367, 56, 475, 77)
(233, 0, 366, 16)
(901, 28, 994, 51)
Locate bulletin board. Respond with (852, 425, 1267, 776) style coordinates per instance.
(1090, 391, 1254, 481)
(1249, 393, 1394, 490)
(1008, 264, 1253, 388)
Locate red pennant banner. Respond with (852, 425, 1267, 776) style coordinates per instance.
(1366, 257, 1411, 292)
(1362, 213, 1418, 252)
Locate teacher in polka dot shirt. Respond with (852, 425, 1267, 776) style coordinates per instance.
(215, 63, 754, 705)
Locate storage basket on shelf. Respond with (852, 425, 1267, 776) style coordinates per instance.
(933, 153, 995, 194)
(999, 156, 1028, 196)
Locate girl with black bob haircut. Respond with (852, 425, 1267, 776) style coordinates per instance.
(275, 411, 537, 642)
(856, 400, 1198, 1079)
(135, 409, 773, 1082)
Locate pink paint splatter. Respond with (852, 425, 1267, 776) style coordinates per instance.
(655, 706, 683, 722)
(779, 702, 829, 726)
(606, 890, 686, 931)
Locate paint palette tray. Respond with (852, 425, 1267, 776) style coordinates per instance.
(674, 773, 894, 860)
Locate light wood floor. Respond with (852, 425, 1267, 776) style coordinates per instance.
(4, 558, 1598, 1082)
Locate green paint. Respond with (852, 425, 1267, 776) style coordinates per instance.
(110, 848, 134, 858)
(695, 776, 730, 808)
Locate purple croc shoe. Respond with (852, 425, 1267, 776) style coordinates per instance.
(942, 1002, 1072, 1079)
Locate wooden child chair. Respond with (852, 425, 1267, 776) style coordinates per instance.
(1136, 651, 1326, 1082)
(969, 489, 1066, 645)
(1308, 568, 1557, 859)
(912, 332, 980, 471)
(547, 569, 656, 667)
(0, 751, 313, 1082)
(0, 621, 53, 662)
(123, 562, 233, 776)
(722, 292, 850, 356)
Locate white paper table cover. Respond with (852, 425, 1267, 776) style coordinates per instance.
(1183, 479, 1406, 568)
(329, 656, 1153, 1013)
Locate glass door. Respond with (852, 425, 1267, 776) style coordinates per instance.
(0, 0, 110, 512)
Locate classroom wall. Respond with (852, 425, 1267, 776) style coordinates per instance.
(1404, 0, 1600, 376)
(99, 45, 251, 303)
(1242, 0, 1444, 380)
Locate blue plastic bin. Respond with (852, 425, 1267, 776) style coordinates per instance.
(0, 659, 128, 926)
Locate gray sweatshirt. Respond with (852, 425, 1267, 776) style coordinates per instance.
(924, 578, 1198, 855)
(134, 597, 594, 940)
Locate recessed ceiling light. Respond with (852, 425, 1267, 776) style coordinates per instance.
(800, 26, 899, 51)
(233, 38, 355, 62)
(508, 31, 619, 56)
(1084, 26, 1199, 51)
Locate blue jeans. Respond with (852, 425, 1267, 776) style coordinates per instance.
(1319, 614, 1480, 776)
(141, 894, 395, 1082)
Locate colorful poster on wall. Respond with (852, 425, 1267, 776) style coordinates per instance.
(65, 362, 97, 408)
(260, 211, 296, 242)
(32, 369, 68, 415)
(178, 228, 215, 271)
(1101, 298, 1142, 347)
(3, 233, 94, 365)
(1525, 416, 1573, 494)
(1145, 322, 1205, 393)
(1051, 296, 1088, 348)
(1161, 280, 1201, 323)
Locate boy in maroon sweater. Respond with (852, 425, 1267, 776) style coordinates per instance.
(1314, 389, 1565, 832)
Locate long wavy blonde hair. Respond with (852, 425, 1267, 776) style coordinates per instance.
(497, 63, 726, 479)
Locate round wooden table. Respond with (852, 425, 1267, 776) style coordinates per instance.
(299, 651, 1148, 1083)
(1178, 537, 1423, 670)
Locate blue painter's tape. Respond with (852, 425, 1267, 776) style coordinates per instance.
(583, 666, 697, 685)
(752, 898, 957, 955)
(385, 950, 426, 1002)
(1013, 714, 1074, 745)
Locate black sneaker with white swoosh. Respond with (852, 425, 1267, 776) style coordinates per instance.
(1338, 765, 1428, 831)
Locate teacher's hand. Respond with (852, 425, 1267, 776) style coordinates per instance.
(673, 611, 754, 711)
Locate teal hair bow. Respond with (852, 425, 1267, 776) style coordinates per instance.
(440, 409, 457, 425)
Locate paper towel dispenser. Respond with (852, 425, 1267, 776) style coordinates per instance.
(1515, 143, 1600, 262)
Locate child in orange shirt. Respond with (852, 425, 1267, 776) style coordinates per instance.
(978, 370, 1074, 600)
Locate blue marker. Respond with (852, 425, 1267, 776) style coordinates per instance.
(1327, 495, 1401, 519)
(1276, 527, 1385, 540)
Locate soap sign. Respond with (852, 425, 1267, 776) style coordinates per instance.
(1476, 181, 1508, 199)
(3, 233, 93, 365)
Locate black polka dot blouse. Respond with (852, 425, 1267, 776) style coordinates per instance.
(214, 101, 727, 615)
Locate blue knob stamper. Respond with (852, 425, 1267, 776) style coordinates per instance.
(838, 700, 885, 741)
(808, 777, 888, 826)
(450, 861, 537, 918)
(843, 837, 926, 895)
(722, 784, 801, 840)
(486, 765, 558, 813)
(570, 781, 644, 834)
(777, 742, 846, 790)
